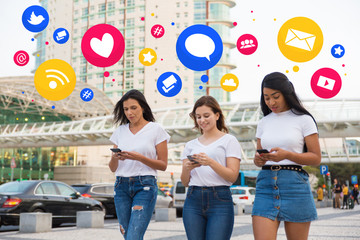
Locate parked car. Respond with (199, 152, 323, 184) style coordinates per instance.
(230, 186, 256, 205)
(0, 180, 104, 227)
(173, 180, 187, 217)
(72, 183, 172, 217)
(71, 183, 116, 217)
(156, 189, 173, 208)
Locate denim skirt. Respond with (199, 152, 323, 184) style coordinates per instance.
(252, 169, 317, 222)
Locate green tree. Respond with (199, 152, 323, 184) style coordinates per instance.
(305, 163, 360, 187)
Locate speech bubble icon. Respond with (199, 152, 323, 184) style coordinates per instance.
(185, 34, 215, 61)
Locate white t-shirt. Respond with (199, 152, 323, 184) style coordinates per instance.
(256, 109, 318, 166)
(109, 122, 170, 177)
(181, 134, 242, 186)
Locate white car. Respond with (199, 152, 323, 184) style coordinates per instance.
(156, 189, 173, 208)
(231, 186, 256, 205)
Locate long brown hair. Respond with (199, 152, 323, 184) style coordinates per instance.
(190, 96, 228, 134)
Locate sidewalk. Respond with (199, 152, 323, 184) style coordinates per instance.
(0, 206, 359, 239)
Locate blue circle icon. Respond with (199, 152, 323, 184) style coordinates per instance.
(176, 24, 223, 71)
(22, 5, 49, 33)
(157, 72, 182, 97)
(80, 88, 94, 102)
(331, 44, 345, 58)
(53, 28, 69, 44)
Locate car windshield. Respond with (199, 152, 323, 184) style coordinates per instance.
(175, 182, 185, 193)
(72, 186, 90, 194)
(231, 189, 246, 195)
(0, 181, 33, 194)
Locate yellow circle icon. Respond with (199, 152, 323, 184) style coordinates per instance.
(34, 59, 76, 101)
(139, 48, 157, 66)
(220, 73, 239, 92)
(278, 17, 323, 62)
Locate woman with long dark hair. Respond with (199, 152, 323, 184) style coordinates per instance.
(109, 89, 170, 239)
(181, 96, 242, 240)
(252, 72, 321, 240)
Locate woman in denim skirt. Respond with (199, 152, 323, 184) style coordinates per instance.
(109, 90, 170, 240)
(181, 96, 242, 240)
(252, 72, 321, 240)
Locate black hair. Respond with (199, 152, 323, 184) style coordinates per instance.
(260, 72, 318, 152)
(113, 89, 155, 125)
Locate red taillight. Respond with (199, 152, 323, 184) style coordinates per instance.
(239, 196, 248, 200)
(2, 198, 22, 208)
(82, 193, 91, 198)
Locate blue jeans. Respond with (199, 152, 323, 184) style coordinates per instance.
(114, 175, 157, 240)
(183, 186, 234, 240)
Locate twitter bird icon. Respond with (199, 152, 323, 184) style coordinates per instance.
(22, 5, 49, 32)
(28, 11, 45, 25)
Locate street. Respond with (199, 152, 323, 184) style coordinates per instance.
(0, 206, 359, 239)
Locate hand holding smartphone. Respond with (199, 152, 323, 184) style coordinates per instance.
(256, 149, 269, 154)
(110, 148, 122, 153)
(187, 155, 199, 164)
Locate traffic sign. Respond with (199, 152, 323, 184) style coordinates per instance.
(320, 165, 328, 175)
(351, 175, 358, 184)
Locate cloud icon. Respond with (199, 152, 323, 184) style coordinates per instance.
(223, 79, 237, 86)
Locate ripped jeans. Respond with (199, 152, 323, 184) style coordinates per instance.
(114, 175, 157, 240)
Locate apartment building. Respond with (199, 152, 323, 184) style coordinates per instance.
(33, 0, 236, 106)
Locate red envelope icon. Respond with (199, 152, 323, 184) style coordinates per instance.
(285, 29, 316, 51)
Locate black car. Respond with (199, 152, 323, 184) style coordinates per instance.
(71, 183, 116, 217)
(0, 180, 104, 227)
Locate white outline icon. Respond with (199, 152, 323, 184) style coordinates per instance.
(45, 69, 70, 89)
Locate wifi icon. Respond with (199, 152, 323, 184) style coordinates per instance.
(45, 69, 70, 89)
(34, 59, 76, 101)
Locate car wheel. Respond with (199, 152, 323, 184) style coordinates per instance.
(93, 206, 106, 218)
(176, 208, 183, 218)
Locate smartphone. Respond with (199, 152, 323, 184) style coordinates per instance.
(187, 155, 199, 164)
(110, 148, 122, 153)
(256, 149, 270, 154)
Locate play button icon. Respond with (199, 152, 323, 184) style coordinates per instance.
(311, 68, 341, 99)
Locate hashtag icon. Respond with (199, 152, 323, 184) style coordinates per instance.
(153, 27, 162, 36)
(151, 24, 165, 38)
(80, 88, 94, 102)
(83, 90, 92, 99)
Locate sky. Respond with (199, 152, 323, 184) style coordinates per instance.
(1, 0, 359, 103)
(229, 0, 360, 101)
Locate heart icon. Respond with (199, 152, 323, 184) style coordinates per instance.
(81, 24, 125, 67)
(90, 33, 114, 58)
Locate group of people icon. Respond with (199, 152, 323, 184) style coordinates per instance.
(239, 39, 256, 49)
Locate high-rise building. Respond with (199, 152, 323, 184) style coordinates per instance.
(26, 0, 236, 184)
(33, 0, 236, 106)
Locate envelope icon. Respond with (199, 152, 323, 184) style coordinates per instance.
(285, 28, 316, 51)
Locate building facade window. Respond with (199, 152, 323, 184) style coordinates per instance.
(126, 18, 134, 26)
(98, 3, 105, 12)
(82, 7, 88, 16)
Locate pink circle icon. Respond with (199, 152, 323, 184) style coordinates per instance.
(151, 24, 165, 38)
(237, 34, 258, 55)
(14, 50, 29, 66)
(81, 24, 125, 67)
(311, 68, 342, 99)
